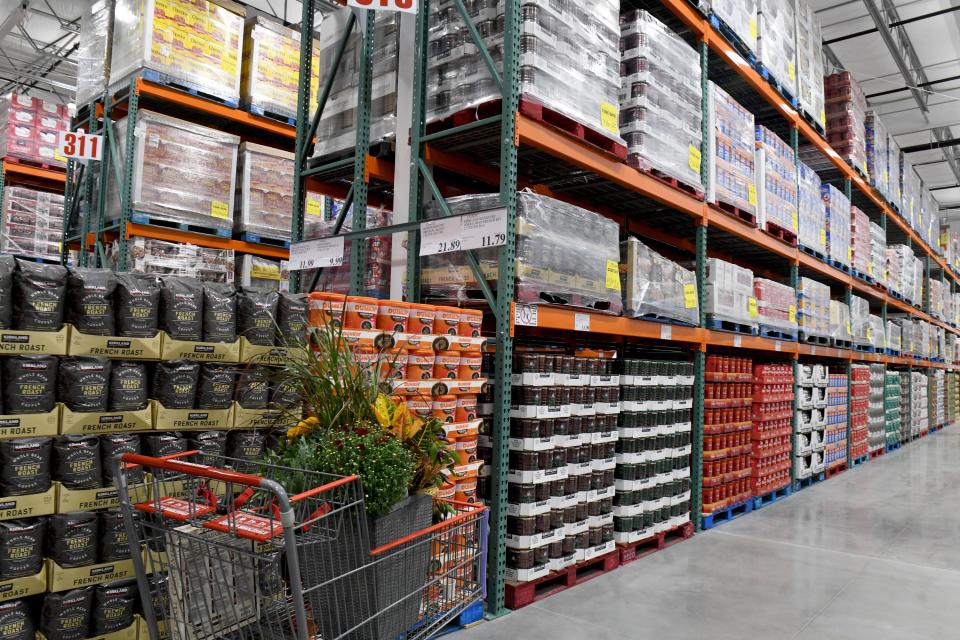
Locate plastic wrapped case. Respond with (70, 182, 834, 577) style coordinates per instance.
(866, 315, 885, 351)
(866, 111, 889, 202)
(757, 0, 796, 98)
(238, 255, 288, 291)
(755, 126, 797, 234)
(421, 192, 622, 313)
(849, 206, 870, 275)
(621, 236, 699, 325)
(116, 236, 235, 283)
(797, 277, 829, 338)
(110, 0, 244, 104)
(711, 0, 758, 53)
(829, 300, 852, 343)
(928, 279, 945, 321)
(794, 1, 825, 130)
(108, 110, 240, 232)
(0, 186, 64, 261)
(901, 157, 921, 231)
(76, 0, 110, 106)
(870, 221, 886, 287)
(241, 16, 320, 120)
(708, 83, 756, 214)
(850, 295, 870, 346)
(703, 258, 755, 326)
(797, 160, 825, 255)
(888, 136, 903, 212)
(886, 320, 902, 352)
(822, 184, 850, 269)
(0, 92, 69, 168)
(753, 278, 796, 331)
(235, 142, 294, 240)
(619, 10, 703, 188)
(824, 72, 868, 178)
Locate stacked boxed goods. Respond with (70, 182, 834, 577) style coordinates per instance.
(929, 370, 945, 430)
(849, 365, 869, 461)
(75, 1, 110, 106)
(824, 72, 868, 178)
(885, 371, 902, 446)
(889, 137, 903, 211)
(797, 160, 826, 256)
(870, 221, 886, 286)
(235, 143, 295, 241)
(849, 295, 870, 348)
(868, 364, 885, 454)
(619, 10, 703, 190)
(110, 0, 244, 104)
(797, 277, 830, 339)
(795, 363, 827, 480)
(849, 206, 870, 277)
(238, 255, 287, 291)
(0, 187, 64, 261)
(704, 258, 755, 330)
(757, 0, 797, 99)
(886, 320, 902, 353)
(241, 16, 320, 121)
(108, 110, 240, 234)
(902, 161, 922, 232)
(708, 83, 757, 216)
(894, 318, 917, 357)
(621, 237, 699, 326)
(866, 315, 885, 352)
(794, 1, 826, 131)
(886, 244, 916, 302)
(305, 204, 392, 298)
(751, 363, 793, 498)
(711, 0, 759, 53)
(615, 358, 693, 544)
(829, 300, 852, 346)
(910, 255, 924, 304)
(422, 193, 622, 313)
(910, 371, 928, 438)
(866, 112, 889, 201)
(823, 184, 851, 270)
(920, 189, 939, 251)
(0, 92, 70, 167)
(116, 237, 234, 283)
(929, 279, 945, 320)
(824, 371, 848, 471)
(948, 373, 958, 425)
(753, 278, 797, 337)
(702, 355, 753, 516)
(755, 126, 797, 236)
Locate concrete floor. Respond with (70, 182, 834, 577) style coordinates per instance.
(461, 428, 960, 640)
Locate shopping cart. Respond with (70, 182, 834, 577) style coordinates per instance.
(116, 452, 487, 640)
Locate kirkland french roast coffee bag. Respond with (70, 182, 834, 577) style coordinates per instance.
(202, 282, 236, 343)
(142, 432, 187, 459)
(41, 587, 93, 640)
(58, 357, 111, 413)
(115, 272, 160, 337)
(197, 363, 235, 410)
(53, 435, 102, 489)
(0, 437, 51, 496)
(0, 519, 45, 578)
(159, 276, 203, 340)
(270, 379, 300, 410)
(152, 360, 199, 409)
(3, 355, 57, 414)
(98, 508, 133, 563)
(101, 433, 142, 485)
(67, 267, 117, 336)
(108, 361, 148, 411)
(47, 512, 97, 567)
(0, 254, 15, 329)
(0, 599, 33, 640)
(277, 292, 308, 344)
(149, 574, 169, 621)
(237, 286, 279, 346)
(13, 259, 67, 331)
(92, 579, 137, 634)
(226, 431, 265, 473)
(188, 431, 227, 466)
(236, 367, 269, 409)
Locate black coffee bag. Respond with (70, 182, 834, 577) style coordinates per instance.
(67, 267, 117, 336)
(13, 259, 67, 331)
(152, 360, 199, 409)
(226, 431, 266, 474)
(202, 283, 236, 343)
(41, 587, 93, 640)
(92, 579, 138, 634)
(277, 292, 308, 344)
(237, 286, 279, 346)
(53, 435, 102, 489)
(98, 508, 133, 563)
(58, 357, 111, 413)
(270, 380, 300, 410)
(148, 574, 169, 621)
(197, 363, 235, 410)
(0, 519, 45, 579)
(236, 367, 269, 409)
(142, 432, 186, 459)
(188, 431, 227, 466)
(0, 254, 16, 329)
(0, 437, 51, 496)
(159, 276, 203, 341)
(47, 512, 97, 567)
(3, 355, 57, 414)
(108, 361, 148, 411)
(101, 433, 142, 485)
(115, 273, 160, 337)
(0, 599, 33, 640)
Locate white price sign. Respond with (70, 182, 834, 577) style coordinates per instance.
(288, 236, 345, 272)
(58, 130, 102, 162)
(347, 0, 417, 13)
(514, 304, 538, 327)
(419, 208, 508, 257)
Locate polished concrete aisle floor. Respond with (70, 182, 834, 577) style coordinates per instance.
(462, 429, 960, 639)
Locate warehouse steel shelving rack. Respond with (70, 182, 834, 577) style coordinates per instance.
(0, 160, 67, 264)
(287, 0, 959, 616)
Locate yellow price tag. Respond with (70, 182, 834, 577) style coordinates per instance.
(867, 326, 874, 341)
(846, 319, 851, 336)
(306, 199, 322, 217)
(605, 260, 621, 292)
(211, 201, 229, 220)
(54, 150, 66, 163)
(820, 110, 826, 126)
(819, 229, 826, 248)
(868, 263, 874, 276)
(748, 184, 757, 207)
(788, 63, 796, 82)
(748, 297, 758, 318)
(749, 16, 758, 41)
(600, 102, 619, 135)
(688, 146, 702, 174)
(789, 304, 796, 324)
(683, 283, 697, 309)
(791, 211, 798, 232)
(847, 247, 852, 262)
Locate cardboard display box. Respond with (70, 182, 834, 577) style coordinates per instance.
(152, 400, 233, 431)
(68, 327, 162, 360)
(0, 486, 56, 521)
(0, 565, 46, 602)
(0, 406, 60, 439)
(0, 325, 69, 355)
(60, 404, 153, 435)
(55, 481, 148, 513)
(45, 557, 136, 592)
(159, 332, 241, 363)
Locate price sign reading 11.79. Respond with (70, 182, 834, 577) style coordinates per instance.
(420, 208, 508, 257)
(347, 0, 418, 13)
(58, 130, 103, 162)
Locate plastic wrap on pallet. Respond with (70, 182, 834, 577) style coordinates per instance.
(886, 320, 902, 352)
(829, 300, 852, 343)
(422, 192, 622, 313)
(920, 189, 940, 252)
(797, 160, 825, 255)
(708, 82, 756, 215)
(621, 236, 699, 325)
(238, 254, 288, 291)
(619, 10, 703, 189)
(110, 0, 244, 104)
(0, 186, 65, 261)
(893, 318, 917, 356)
(822, 183, 850, 269)
(849, 206, 870, 275)
(235, 142, 294, 240)
(794, 1, 825, 131)
(929, 278, 945, 320)
(953, 292, 960, 326)
(886, 244, 915, 299)
(108, 109, 240, 232)
(757, 0, 796, 98)
(798, 276, 830, 338)
(75, 0, 109, 106)
(866, 314, 885, 351)
(888, 136, 903, 212)
(850, 295, 870, 346)
(711, 0, 758, 53)
(901, 157, 921, 232)
(870, 221, 886, 287)
(755, 126, 797, 235)
(935, 326, 946, 361)
(753, 278, 796, 331)
(115, 236, 235, 283)
(241, 16, 320, 121)
(824, 72, 868, 178)
(866, 111, 889, 201)
(0, 92, 70, 168)
(703, 257, 755, 326)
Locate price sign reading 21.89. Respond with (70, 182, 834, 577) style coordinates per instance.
(347, 0, 418, 13)
(419, 208, 509, 257)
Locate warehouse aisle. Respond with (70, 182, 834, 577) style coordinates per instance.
(462, 429, 960, 640)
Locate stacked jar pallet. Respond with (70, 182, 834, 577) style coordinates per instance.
(909, 371, 928, 438)
(795, 363, 827, 481)
(929, 370, 945, 430)
(750, 363, 793, 501)
(884, 371, 902, 448)
(824, 371, 848, 473)
(849, 365, 870, 462)
(702, 356, 753, 517)
(868, 364, 885, 454)
(948, 373, 958, 426)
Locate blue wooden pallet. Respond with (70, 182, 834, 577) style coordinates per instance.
(852, 344, 877, 353)
(799, 244, 828, 262)
(708, 14, 757, 66)
(243, 103, 296, 126)
(828, 258, 852, 274)
(794, 471, 825, 491)
(753, 485, 792, 510)
(890, 290, 906, 302)
(128, 213, 232, 238)
(759, 325, 798, 341)
(234, 231, 291, 248)
(754, 62, 799, 107)
(705, 317, 758, 335)
(852, 269, 875, 285)
(883, 348, 901, 356)
(851, 454, 869, 467)
(701, 499, 753, 530)
(799, 331, 830, 346)
(432, 600, 485, 637)
(885, 441, 901, 453)
(138, 68, 240, 108)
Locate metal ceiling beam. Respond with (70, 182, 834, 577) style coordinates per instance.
(865, 73, 960, 100)
(823, 6, 960, 45)
(0, 2, 30, 41)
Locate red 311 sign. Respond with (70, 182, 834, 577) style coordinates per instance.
(347, 0, 417, 13)
(58, 130, 103, 162)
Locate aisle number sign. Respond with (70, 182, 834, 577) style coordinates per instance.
(288, 236, 345, 272)
(347, 0, 418, 13)
(419, 208, 508, 257)
(58, 130, 102, 162)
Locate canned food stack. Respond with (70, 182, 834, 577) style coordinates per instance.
(615, 358, 693, 544)
(0, 186, 65, 262)
(704, 258, 756, 329)
(824, 71, 869, 178)
(750, 363, 793, 497)
(302, 204, 392, 298)
(702, 355, 753, 515)
(754, 126, 798, 236)
(824, 371, 848, 471)
(947, 373, 958, 426)
(866, 315, 886, 352)
(711, 0, 759, 54)
(240, 16, 320, 121)
(866, 112, 889, 202)
(885, 371, 903, 446)
(621, 237, 700, 326)
(870, 221, 887, 288)
(753, 278, 797, 336)
(822, 183, 851, 270)
(928, 279, 945, 321)
(849, 365, 870, 461)
(708, 83, 757, 216)
(797, 161, 827, 256)
(795, 364, 828, 480)
(0, 91, 70, 168)
(929, 370, 945, 430)
(794, 0, 826, 132)
(618, 10, 703, 189)
(797, 277, 830, 340)
(886, 320, 902, 354)
(234, 143, 297, 241)
(849, 206, 871, 277)
(757, 0, 797, 99)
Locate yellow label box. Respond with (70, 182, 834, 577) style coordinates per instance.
(60, 404, 153, 435)
(0, 565, 46, 602)
(233, 404, 282, 430)
(0, 325, 69, 355)
(0, 406, 59, 439)
(68, 328, 162, 360)
(238, 337, 290, 366)
(55, 481, 148, 514)
(152, 401, 234, 431)
(0, 486, 56, 521)
(46, 558, 135, 592)
(159, 333, 241, 363)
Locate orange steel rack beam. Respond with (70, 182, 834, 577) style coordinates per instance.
(125, 223, 290, 260)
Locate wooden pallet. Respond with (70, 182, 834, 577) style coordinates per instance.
(713, 199, 758, 226)
(1, 155, 65, 171)
(504, 549, 620, 610)
(234, 231, 291, 248)
(618, 522, 694, 565)
(701, 498, 753, 530)
(793, 471, 825, 491)
(708, 13, 758, 66)
(518, 97, 627, 160)
(824, 462, 847, 479)
(128, 213, 232, 238)
(759, 325, 798, 341)
(850, 454, 869, 467)
(799, 332, 830, 346)
(629, 161, 706, 200)
(242, 103, 297, 126)
(764, 221, 798, 247)
(799, 244, 828, 262)
(754, 62, 799, 107)
(869, 448, 885, 459)
(705, 317, 758, 335)
(752, 484, 792, 510)
(135, 69, 240, 108)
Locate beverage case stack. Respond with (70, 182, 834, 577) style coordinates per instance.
(756, 0, 797, 100)
(911, 371, 929, 438)
(824, 71, 869, 179)
(794, 0, 826, 132)
(849, 295, 870, 349)
(755, 126, 798, 236)
(711, 0, 759, 54)
(795, 363, 827, 480)
(702, 356, 754, 516)
(849, 365, 870, 461)
(929, 370, 945, 430)
(0, 92, 70, 168)
(797, 277, 830, 340)
(829, 300, 853, 347)
(797, 160, 827, 256)
(947, 373, 958, 426)
(708, 83, 757, 216)
(753, 278, 797, 337)
(866, 112, 890, 201)
(620, 237, 700, 326)
(885, 371, 902, 447)
(704, 258, 756, 330)
(870, 221, 887, 287)
(823, 184, 851, 270)
(750, 363, 793, 497)
(849, 206, 870, 277)
(0, 187, 64, 262)
(824, 371, 848, 470)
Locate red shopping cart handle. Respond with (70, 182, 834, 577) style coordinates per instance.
(121, 453, 268, 488)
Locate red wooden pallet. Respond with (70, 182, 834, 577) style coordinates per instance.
(764, 222, 798, 247)
(618, 522, 694, 565)
(505, 549, 620, 610)
(518, 97, 627, 160)
(628, 161, 706, 200)
(869, 448, 885, 459)
(713, 200, 758, 227)
(824, 462, 847, 479)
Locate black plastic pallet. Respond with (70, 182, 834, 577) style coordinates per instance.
(799, 332, 830, 346)
(799, 244, 828, 262)
(759, 325, 798, 341)
(794, 471, 825, 491)
(705, 317, 758, 335)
